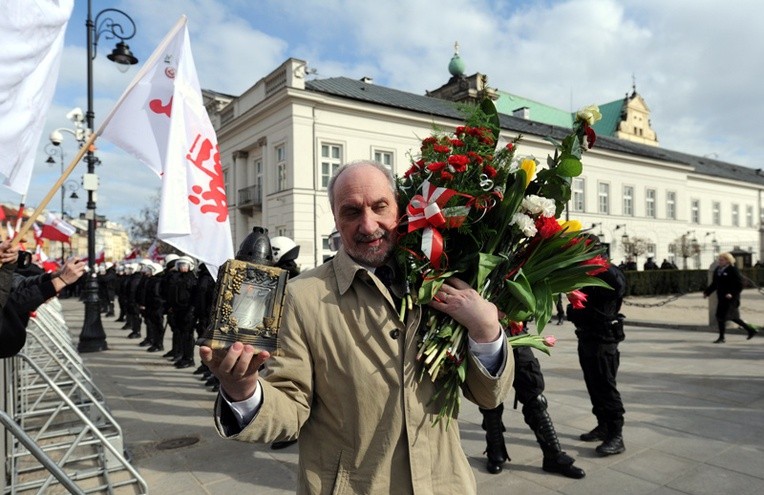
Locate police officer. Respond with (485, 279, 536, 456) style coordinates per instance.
(125, 262, 146, 339)
(192, 263, 216, 375)
(567, 259, 627, 456)
(479, 325, 585, 478)
(142, 262, 167, 352)
(168, 256, 198, 369)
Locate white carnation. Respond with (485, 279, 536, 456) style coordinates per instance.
(511, 212, 537, 237)
(522, 195, 556, 217)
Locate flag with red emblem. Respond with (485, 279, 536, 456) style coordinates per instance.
(98, 16, 233, 278)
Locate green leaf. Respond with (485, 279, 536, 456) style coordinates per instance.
(480, 99, 501, 143)
(533, 283, 553, 334)
(504, 272, 535, 311)
(557, 156, 583, 177)
(477, 252, 504, 293)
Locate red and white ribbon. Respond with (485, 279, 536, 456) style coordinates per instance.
(406, 180, 458, 268)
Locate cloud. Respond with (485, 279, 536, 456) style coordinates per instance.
(5, 0, 763, 224)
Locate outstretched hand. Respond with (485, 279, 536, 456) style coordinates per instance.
(0, 239, 20, 265)
(199, 342, 271, 402)
(428, 277, 501, 343)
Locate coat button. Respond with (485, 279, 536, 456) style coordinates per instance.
(389, 329, 401, 340)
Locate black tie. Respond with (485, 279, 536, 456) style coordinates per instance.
(375, 265, 394, 288)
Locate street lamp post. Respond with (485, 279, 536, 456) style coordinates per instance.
(78, 1, 139, 353)
(44, 143, 66, 261)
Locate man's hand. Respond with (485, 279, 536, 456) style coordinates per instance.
(58, 258, 87, 284)
(52, 258, 87, 292)
(428, 277, 501, 343)
(0, 240, 19, 265)
(199, 342, 271, 401)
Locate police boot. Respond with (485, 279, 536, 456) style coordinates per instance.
(105, 303, 115, 317)
(523, 394, 585, 479)
(479, 404, 509, 474)
(596, 420, 625, 456)
(580, 422, 608, 442)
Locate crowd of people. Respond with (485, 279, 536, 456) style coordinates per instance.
(92, 233, 301, 392)
(5, 160, 760, 491)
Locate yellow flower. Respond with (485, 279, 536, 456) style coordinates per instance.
(558, 219, 582, 232)
(576, 105, 602, 126)
(519, 158, 537, 188)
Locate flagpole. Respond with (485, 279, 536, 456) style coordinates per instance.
(8, 133, 97, 250)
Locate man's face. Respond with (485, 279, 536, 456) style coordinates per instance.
(333, 165, 398, 267)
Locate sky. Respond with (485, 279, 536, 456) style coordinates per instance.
(4, 0, 763, 227)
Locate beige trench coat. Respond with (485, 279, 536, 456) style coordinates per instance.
(215, 248, 514, 494)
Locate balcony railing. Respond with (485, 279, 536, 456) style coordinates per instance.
(237, 184, 262, 213)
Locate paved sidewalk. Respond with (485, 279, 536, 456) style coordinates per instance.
(59, 291, 764, 495)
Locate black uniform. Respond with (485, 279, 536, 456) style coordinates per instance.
(166, 269, 197, 368)
(567, 264, 627, 455)
(479, 335, 585, 478)
(143, 271, 166, 351)
(125, 270, 145, 338)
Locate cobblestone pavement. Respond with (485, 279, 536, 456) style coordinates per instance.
(58, 291, 764, 495)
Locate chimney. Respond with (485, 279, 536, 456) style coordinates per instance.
(360, 76, 374, 84)
(513, 106, 530, 119)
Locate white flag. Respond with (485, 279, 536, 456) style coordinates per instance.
(0, 0, 73, 194)
(99, 16, 233, 277)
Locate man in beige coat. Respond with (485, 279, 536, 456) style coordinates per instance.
(200, 161, 514, 494)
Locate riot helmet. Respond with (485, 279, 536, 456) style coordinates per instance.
(271, 236, 300, 264)
(236, 226, 273, 265)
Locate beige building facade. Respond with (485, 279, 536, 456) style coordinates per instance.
(207, 58, 764, 271)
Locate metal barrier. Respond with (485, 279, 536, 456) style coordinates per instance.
(3, 299, 148, 494)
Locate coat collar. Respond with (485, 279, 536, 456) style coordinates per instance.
(332, 247, 405, 299)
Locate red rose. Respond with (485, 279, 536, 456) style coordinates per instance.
(450, 138, 464, 147)
(584, 126, 596, 149)
(427, 161, 447, 172)
(467, 151, 484, 164)
(483, 164, 497, 178)
(433, 144, 451, 154)
(421, 136, 437, 148)
(534, 215, 562, 239)
(440, 171, 454, 181)
(448, 154, 469, 172)
(508, 321, 524, 336)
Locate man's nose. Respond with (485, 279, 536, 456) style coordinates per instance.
(358, 211, 378, 234)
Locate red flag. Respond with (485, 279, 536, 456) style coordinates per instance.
(124, 247, 140, 260)
(32, 222, 43, 246)
(98, 16, 233, 279)
(40, 212, 76, 244)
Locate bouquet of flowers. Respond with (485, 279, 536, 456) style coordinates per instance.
(394, 100, 611, 424)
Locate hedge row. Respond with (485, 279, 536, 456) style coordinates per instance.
(620, 268, 764, 296)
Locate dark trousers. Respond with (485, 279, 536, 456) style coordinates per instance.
(577, 340, 625, 425)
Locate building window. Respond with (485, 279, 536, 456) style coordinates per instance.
(223, 168, 231, 203)
(255, 159, 263, 200)
(571, 178, 585, 212)
(597, 182, 609, 214)
(321, 143, 343, 188)
(732, 204, 739, 227)
(646, 188, 656, 218)
(712, 202, 721, 225)
(373, 149, 394, 170)
(691, 199, 700, 224)
(623, 185, 634, 216)
(275, 144, 287, 191)
(747, 205, 754, 228)
(666, 191, 676, 220)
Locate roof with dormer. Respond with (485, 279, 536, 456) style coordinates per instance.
(303, 76, 764, 187)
